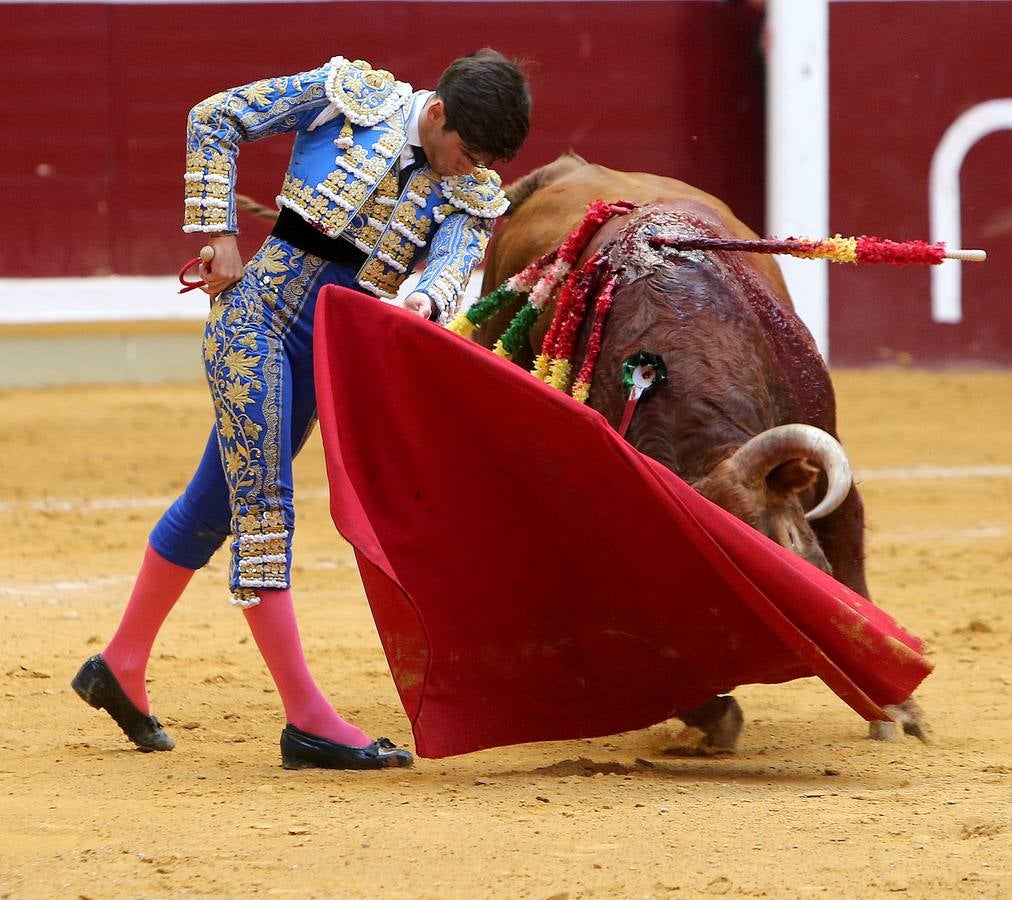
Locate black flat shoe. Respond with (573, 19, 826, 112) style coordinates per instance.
(280, 724, 413, 770)
(71, 655, 175, 752)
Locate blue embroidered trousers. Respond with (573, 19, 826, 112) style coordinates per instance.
(149, 237, 360, 605)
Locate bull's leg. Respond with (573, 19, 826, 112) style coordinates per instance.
(868, 720, 896, 740)
(869, 695, 929, 743)
(810, 485, 870, 599)
(812, 489, 932, 743)
(671, 695, 744, 754)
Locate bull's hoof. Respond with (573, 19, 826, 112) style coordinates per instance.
(669, 695, 744, 755)
(869, 697, 929, 744)
(868, 720, 897, 741)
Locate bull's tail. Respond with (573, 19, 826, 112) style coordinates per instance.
(504, 151, 588, 213)
(235, 192, 279, 223)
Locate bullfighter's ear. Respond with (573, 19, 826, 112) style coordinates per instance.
(766, 458, 820, 496)
(425, 97, 447, 128)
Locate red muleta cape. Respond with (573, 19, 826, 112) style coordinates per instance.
(312, 286, 932, 759)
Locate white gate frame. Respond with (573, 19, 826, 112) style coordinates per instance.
(929, 99, 1012, 323)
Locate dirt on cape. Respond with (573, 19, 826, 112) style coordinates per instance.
(1, 368, 1009, 898)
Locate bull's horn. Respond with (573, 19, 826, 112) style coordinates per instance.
(728, 423, 853, 520)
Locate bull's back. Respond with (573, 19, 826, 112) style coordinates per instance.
(485, 167, 695, 285)
(482, 167, 780, 355)
(485, 163, 784, 292)
(478, 164, 791, 353)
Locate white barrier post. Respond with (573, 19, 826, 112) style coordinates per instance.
(766, 0, 830, 360)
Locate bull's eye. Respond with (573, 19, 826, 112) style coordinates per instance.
(787, 528, 798, 548)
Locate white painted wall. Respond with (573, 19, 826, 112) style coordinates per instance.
(0, 271, 484, 324)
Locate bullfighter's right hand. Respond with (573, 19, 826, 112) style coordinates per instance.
(199, 234, 245, 297)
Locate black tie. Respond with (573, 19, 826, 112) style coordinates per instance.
(398, 146, 428, 191)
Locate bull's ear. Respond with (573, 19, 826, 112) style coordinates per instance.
(766, 459, 820, 495)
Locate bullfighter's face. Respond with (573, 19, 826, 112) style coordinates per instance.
(418, 98, 494, 177)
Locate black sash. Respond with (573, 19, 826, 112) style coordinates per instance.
(270, 207, 368, 269)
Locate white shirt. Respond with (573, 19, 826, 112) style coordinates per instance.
(401, 91, 433, 168)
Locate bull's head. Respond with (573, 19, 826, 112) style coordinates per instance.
(691, 424, 853, 574)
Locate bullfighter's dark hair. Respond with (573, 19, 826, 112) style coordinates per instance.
(436, 49, 531, 163)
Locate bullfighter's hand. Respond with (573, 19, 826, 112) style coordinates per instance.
(199, 234, 245, 297)
(403, 291, 434, 320)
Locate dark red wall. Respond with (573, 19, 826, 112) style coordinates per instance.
(829, 1, 1012, 365)
(10, 2, 1005, 365)
(2, 1, 765, 277)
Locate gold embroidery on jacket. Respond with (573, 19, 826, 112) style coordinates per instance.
(340, 178, 370, 209)
(358, 258, 402, 297)
(186, 147, 232, 179)
(374, 129, 404, 160)
(392, 204, 432, 247)
(355, 222, 383, 248)
(442, 166, 509, 218)
(189, 91, 228, 123)
(227, 76, 326, 135)
(325, 57, 412, 126)
(359, 155, 383, 183)
(343, 145, 368, 168)
(372, 170, 400, 205)
(405, 170, 436, 204)
(319, 170, 350, 197)
(379, 231, 413, 266)
(202, 180, 230, 198)
(279, 173, 352, 236)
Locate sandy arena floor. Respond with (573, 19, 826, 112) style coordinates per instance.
(1, 369, 1009, 898)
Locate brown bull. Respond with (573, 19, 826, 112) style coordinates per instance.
(475, 154, 924, 747)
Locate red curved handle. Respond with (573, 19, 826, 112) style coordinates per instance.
(177, 256, 205, 294)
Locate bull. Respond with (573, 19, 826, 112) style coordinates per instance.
(474, 154, 924, 750)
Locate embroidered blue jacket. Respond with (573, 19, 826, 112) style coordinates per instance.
(184, 56, 509, 319)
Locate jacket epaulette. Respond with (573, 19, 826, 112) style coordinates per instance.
(441, 168, 510, 219)
(324, 56, 412, 126)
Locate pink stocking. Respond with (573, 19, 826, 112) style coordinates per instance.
(243, 588, 371, 748)
(102, 542, 195, 713)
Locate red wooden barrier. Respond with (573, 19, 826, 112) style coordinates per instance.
(2, 2, 765, 278)
(828, 1, 1012, 365)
